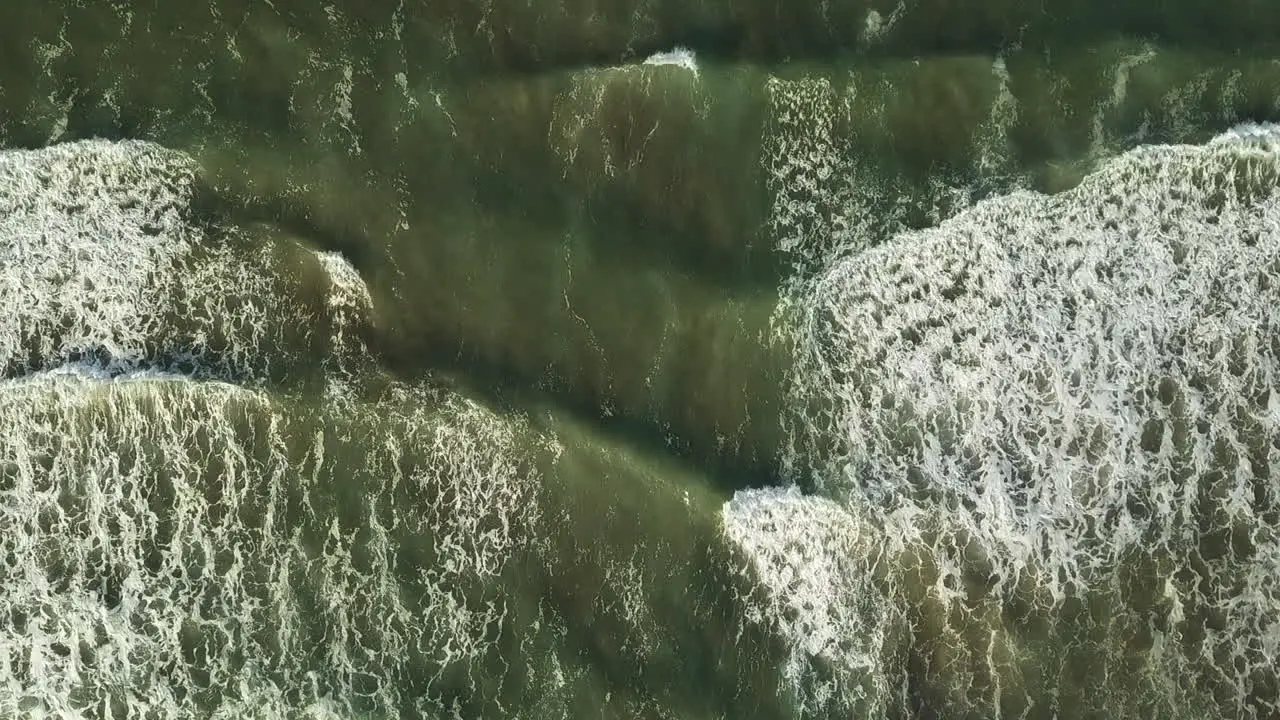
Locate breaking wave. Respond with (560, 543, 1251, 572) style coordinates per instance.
(725, 121, 1280, 717)
(0, 140, 362, 385)
(0, 370, 550, 718)
(0, 139, 562, 717)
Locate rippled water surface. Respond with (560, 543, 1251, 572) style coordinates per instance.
(2, 3, 1280, 718)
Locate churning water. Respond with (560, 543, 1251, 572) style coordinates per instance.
(2, 2, 1280, 718)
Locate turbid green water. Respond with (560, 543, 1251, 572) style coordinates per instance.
(2, 2, 1280, 719)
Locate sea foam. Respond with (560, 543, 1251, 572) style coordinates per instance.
(0, 371, 548, 718)
(728, 129, 1280, 717)
(643, 47, 699, 77)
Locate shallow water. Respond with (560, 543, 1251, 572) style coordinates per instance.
(1, 3, 1279, 718)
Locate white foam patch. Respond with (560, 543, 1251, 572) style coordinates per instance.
(863, 11, 887, 40)
(1213, 122, 1280, 149)
(316, 250, 371, 349)
(642, 47, 699, 77)
(0, 140, 368, 383)
(780, 136, 1280, 715)
(0, 140, 202, 374)
(722, 487, 892, 717)
(763, 77, 856, 262)
(0, 370, 549, 717)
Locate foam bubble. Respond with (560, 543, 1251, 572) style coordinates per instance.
(1090, 46, 1157, 157)
(862, 3, 906, 43)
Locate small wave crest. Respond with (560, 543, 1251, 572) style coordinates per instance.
(642, 47, 699, 77)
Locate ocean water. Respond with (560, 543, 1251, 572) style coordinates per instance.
(1, 2, 1279, 718)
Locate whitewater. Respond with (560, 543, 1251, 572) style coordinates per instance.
(3, 4, 1280, 719)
